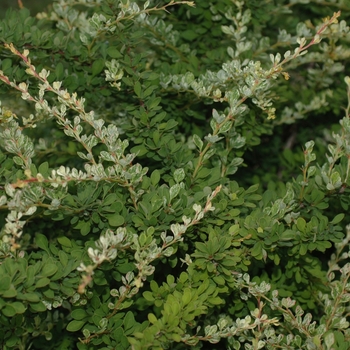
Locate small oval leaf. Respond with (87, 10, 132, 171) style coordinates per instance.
(67, 320, 86, 332)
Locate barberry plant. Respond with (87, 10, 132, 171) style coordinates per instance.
(0, 0, 350, 349)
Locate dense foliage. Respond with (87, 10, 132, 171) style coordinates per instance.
(1, 0, 350, 349)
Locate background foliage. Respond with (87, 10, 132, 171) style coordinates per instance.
(0, 0, 53, 18)
(0, 0, 350, 349)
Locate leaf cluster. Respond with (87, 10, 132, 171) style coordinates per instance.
(0, 0, 350, 349)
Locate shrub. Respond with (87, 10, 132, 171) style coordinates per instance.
(0, 0, 350, 349)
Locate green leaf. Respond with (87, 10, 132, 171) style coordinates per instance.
(11, 301, 26, 314)
(1, 289, 17, 298)
(280, 230, 295, 241)
(213, 275, 226, 285)
(207, 297, 224, 305)
(41, 263, 58, 277)
(117, 262, 135, 274)
(35, 234, 50, 254)
(1, 58, 12, 71)
(92, 59, 105, 76)
(315, 202, 329, 209)
(61, 285, 75, 296)
(130, 144, 148, 157)
(143, 291, 154, 302)
(71, 309, 88, 320)
(77, 221, 91, 236)
(102, 193, 118, 206)
(315, 241, 332, 252)
(251, 242, 263, 258)
(131, 30, 144, 40)
(43, 289, 55, 299)
(151, 170, 160, 186)
(38, 161, 49, 176)
(35, 278, 50, 288)
(182, 288, 192, 306)
(147, 96, 161, 109)
(106, 47, 122, 58)
(143, 85, 157, 98)
(108, 214, 125, 227)
(299, 244, 308, 255)
(57, 236, 72, 248)
(181, 30, 198, 40)
(13, 156, 24, 166)
(67, 320, 86, 332)
(123, 311, 136, 331)
(55, 62, 64, 79)
(2, 304, 16, 317)
(296, 217, 306, 232)
(245, 183, 259, 194)
(59, 250, 69, 267)
(163, 119, 178, 131)
(148, 313, 157, 324)
(193, 134, 203, 152)
(30, 302, 47, 312)
(0, 275, 11, 291)
(331, 213, 344, 225)
(5, 335, 19, 348)
(17, 292, 40, 302)
(134, 81, 142, 98)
